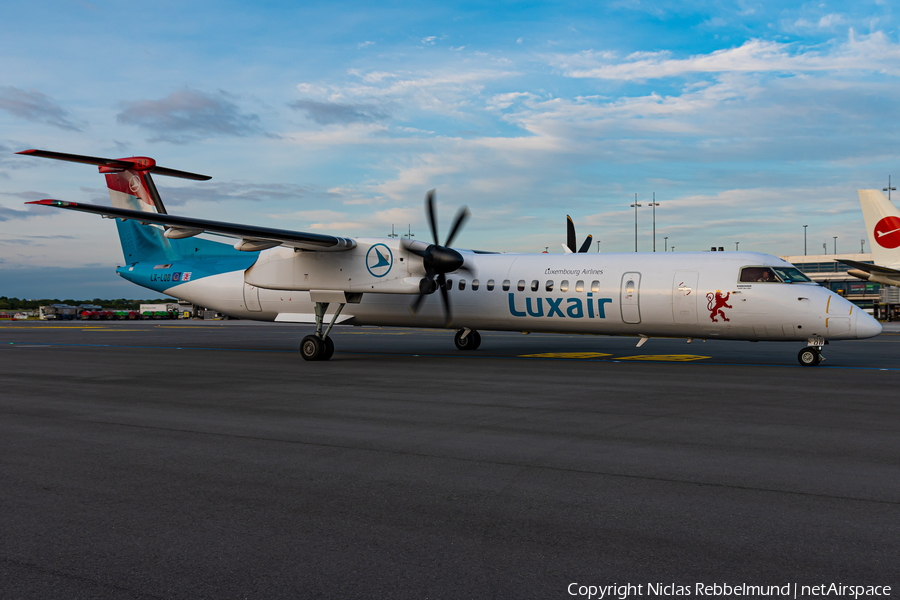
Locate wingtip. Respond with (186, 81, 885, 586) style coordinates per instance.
(15, 149, 37, 155)
(25, 199, 73, 207)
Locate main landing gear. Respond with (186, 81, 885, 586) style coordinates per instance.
(798, 337, 826, 367)
(454, 328, 481, 351)
(301, 301, 345, 361)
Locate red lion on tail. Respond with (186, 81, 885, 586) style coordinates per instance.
(706, 290, 732, 322)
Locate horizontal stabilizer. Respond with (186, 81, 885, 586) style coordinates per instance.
(27, 199, 356, 252)
(16, 149, 211, 180)
(837, 258, 900, 275)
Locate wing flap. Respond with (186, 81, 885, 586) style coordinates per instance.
(27, 199, 356, 252)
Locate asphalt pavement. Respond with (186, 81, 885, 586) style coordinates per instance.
(1, 320, 898, 599)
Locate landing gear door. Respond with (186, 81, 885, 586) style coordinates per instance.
(620, 272, 641, 324)
(243, 282, 262, 312)
(672, 271, 699, 324)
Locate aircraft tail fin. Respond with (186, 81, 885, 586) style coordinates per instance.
(858, 189, 900, 268)
(17, 149, 222, 264)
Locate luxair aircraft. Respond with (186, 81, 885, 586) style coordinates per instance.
(18, 149, 882, 366)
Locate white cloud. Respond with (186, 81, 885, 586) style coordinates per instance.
(550, 32, 900, 80)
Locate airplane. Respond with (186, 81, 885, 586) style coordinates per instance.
(17, 149, 882, 366)
(840, 190, 900, 287)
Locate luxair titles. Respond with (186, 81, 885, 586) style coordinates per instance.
(509, 268, 609, 319)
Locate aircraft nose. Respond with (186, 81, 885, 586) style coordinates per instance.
(856, 310, 882, 339)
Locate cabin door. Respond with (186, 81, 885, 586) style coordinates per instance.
(620, 272, 642, 324)
(672, 271, 699, 324)
(243, 283, 262, 312)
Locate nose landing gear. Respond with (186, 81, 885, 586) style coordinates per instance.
(798, 337, 825, 367)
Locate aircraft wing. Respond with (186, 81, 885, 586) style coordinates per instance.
(836, 258, 900, 275)
(27, 199, 356, 252)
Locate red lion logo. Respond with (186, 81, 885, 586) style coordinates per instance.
(706, 290, 732, 322)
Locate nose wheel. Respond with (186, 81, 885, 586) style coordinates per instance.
(797, 346, 823, 367)
(454, 328, 481, 351)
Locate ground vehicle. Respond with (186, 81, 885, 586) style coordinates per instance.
(39, 304, 78, 320)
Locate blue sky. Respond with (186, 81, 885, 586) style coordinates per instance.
(2, 0, 899, 297)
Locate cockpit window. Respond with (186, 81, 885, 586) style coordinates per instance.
(739, 266, 812, 283)
(739, 267, 778, 283)
(771, 267, 812, 283)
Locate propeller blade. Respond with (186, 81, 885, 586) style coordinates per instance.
(578, 234, 593, 253)
(566, 215, 577, 253)
(401, 237, 429, 258)
(444, 205, 470, 248)
(425, 189, 439, 245)
(437, 273, 452, 326)
(409, 290, 428, 315)
(456, 263, 477, 278)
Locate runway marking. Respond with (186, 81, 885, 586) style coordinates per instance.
(614, 354, 711, 362)
(520, 352, 613, 359)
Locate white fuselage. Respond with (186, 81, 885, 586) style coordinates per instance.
(157, 240, 880, 342)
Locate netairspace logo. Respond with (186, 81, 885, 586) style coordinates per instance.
(566, 582, 892, 599)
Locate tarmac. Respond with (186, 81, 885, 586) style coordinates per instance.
(1, 320, 898, 598)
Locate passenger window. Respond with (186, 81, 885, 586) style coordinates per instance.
(545, 280, 554, 292)
(740, 267, 779, 283)
(531, 280, 539, 292)
(503, 280, 511, 291)
(575, 280, 584, 293)
(517, 280, 525, 291)
(560, 280, 569, 292)
(487, 279, 495, 291)
(459, 279, 467, 291)
(471, 279, 480, 291)
(445, 279, 452, 290)
(591, 281, 599, 293)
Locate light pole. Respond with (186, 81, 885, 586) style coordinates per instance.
(885, 176, 896, 201)
(649, 193, 660, 252)
(833, 236, 837, 255)
(803, 225, 808, 256)
(671, 246, 675, 252)
(388, 225, 398, 238)
(630, 193, 641, 252)
(403, 224, 415, 240)
(596, 240, 601, 253)
(664, 236, 668, 252)
(735, 242, 739, 251)
(823, 242, 827, 255)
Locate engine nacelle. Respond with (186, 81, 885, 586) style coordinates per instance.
(244, 238, 423, 294)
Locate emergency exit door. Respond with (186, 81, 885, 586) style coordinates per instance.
(620, 272, 642, 324)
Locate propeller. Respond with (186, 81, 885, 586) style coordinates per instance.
(402, 189, 472, 325)
(566, 215, 593, 253)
